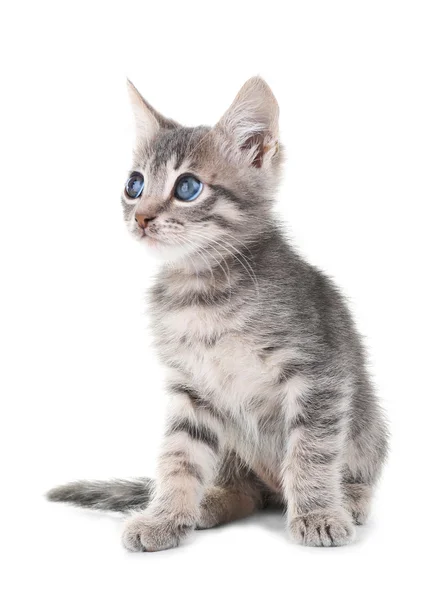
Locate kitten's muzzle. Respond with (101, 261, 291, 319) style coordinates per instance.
(135, 214, 155, 231)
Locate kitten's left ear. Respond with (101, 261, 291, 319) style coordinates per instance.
(214, 76, 280, 168)
(127, 79, 178, 143)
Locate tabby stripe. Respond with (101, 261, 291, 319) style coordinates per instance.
(277, 362, 304, 383)
(169, 383, 200, 401)
(208, 184, 249, 209)
(161, 450, 204, 483)
(169, 384, 227, 424)
(288, 408, 343, 437)
(166, 460, 204, 484)
(168, 419, 219, 452)
(300, 450, 339, 466)
(287, 414, 308, 435)
(198, 214, 232, 229)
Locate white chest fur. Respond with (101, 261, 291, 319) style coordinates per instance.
(157, 303, 276, 405)
(151, 274, 308, 475)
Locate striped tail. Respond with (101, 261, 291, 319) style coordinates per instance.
(47, 477, 154, 512)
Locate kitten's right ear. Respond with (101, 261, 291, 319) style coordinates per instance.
(127, 79, 178, 142)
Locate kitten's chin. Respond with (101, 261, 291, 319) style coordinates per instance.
(139, 236, 195, 264)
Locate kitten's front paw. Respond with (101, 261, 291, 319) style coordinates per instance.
(289, 510, 355, 547)
(122, 512, 193, 552)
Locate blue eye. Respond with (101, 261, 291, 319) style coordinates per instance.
(125, 172, 144, 199)
(174, 175, 203, 202)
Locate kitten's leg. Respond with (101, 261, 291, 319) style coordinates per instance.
(282, 387, 355, 547)
(122, 388, 222, 552)
(197, 483, 265, 529)
(343, 480, 373, 525)
(341, 390, 388, 525)
(196, 450, 274, 529)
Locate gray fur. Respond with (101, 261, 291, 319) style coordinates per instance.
(48, 77, 388, 550)
(47, 478, 154, 511)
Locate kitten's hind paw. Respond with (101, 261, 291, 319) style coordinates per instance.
(289, 510, 355, 547)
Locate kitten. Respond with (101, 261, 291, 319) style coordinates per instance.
(48, 77, 388, 550)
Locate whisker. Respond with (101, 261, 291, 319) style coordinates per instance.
(187, 230, 260, 297)
(175, 233, 217, 290)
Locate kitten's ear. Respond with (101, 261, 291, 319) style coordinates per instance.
(214, 76, 280, 168)
(127, 79, 178, 142)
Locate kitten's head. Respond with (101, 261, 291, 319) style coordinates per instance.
(122, 77, 282, 264)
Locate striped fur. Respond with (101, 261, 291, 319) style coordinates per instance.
(48, 77, 388, 550)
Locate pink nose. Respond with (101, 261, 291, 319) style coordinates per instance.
(135, 214, 151, 229)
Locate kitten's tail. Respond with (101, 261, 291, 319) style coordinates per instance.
(46, 477, 154, 512)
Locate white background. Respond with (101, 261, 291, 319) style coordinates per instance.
(1, 1, 431, 598)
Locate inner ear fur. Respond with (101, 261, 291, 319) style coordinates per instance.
(215, 76, 280, 168)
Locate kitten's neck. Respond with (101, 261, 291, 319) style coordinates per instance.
(161, 221, 282, 290)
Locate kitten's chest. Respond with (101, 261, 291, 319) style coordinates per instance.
(160, 311, 285, 463)
(152, 279, 282, 410)
(157, 304, 272, 401)
(152, 287, 302, 477)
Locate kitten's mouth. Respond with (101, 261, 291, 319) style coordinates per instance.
(139, 229, 161, 247)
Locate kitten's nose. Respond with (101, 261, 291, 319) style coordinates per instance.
(135, 214, 152, 229)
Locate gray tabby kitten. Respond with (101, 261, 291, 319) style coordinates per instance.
(48, 77, 388, 550)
